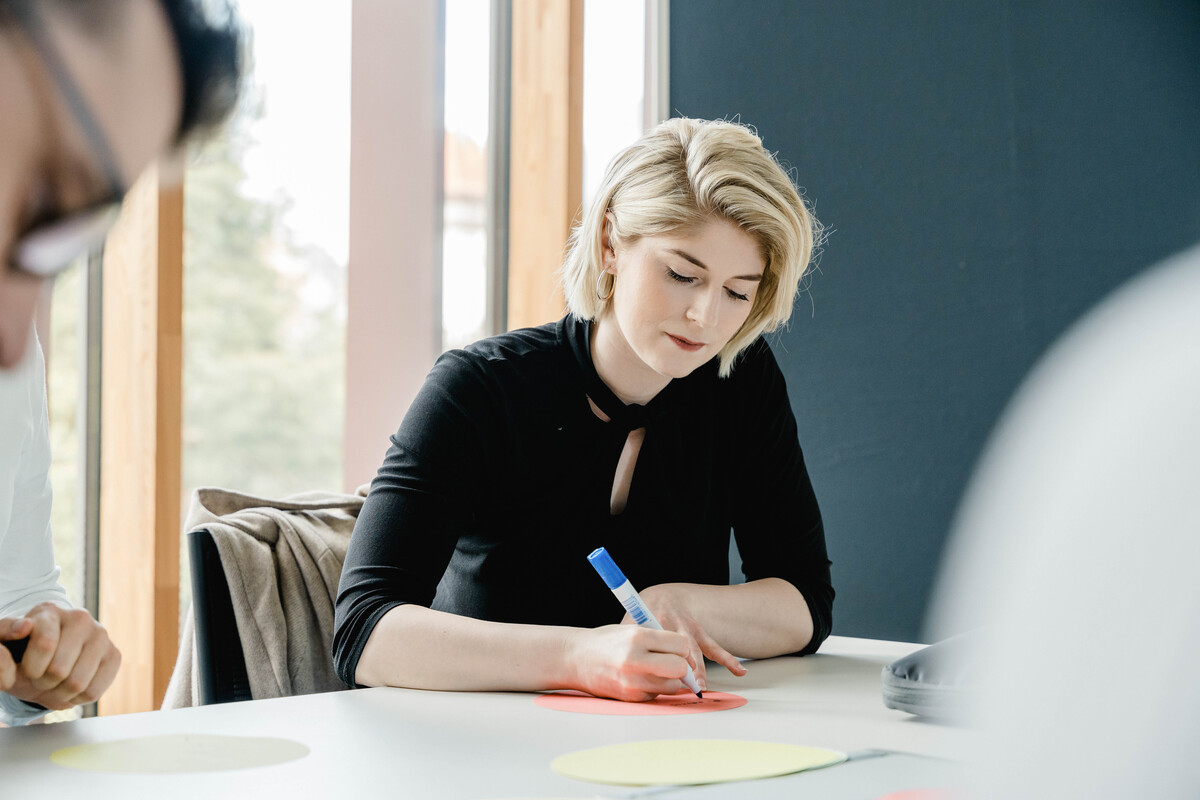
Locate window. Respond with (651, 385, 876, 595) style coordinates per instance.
(443, 0, 493, 351)
(582, 0, 648, 204)
(44, 259, 89, 722)
(180, 0, 351, 603)
(46, 268, 82, 606)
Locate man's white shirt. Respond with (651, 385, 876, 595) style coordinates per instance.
(0, 331, 71, 725)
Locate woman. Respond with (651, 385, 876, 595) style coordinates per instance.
(333, 117, 833, 701)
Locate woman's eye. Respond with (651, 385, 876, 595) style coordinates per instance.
(725, 288, 750, 302)
(665, 267, 694, 284)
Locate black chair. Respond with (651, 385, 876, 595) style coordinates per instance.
(188, 528, 252, 704)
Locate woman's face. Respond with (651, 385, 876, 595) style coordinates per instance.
(597, 216, 765, 396)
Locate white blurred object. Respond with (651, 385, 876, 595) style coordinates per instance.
(928, 243, 1200, 799)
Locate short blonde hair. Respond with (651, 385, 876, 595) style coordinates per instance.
(561, 117, 822, 377)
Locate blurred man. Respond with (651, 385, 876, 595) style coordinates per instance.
(930, 242, 1200, 798)
(0, 0, 240, 724)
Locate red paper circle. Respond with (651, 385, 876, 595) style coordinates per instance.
(875, 790, 957, 800)
(534, 689, 747, 716)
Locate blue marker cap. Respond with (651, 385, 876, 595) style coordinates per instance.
(587, 547, 628, 590)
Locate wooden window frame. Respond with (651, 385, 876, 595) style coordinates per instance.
(506, 0, 584, 331)
(96, 166, 183, 715)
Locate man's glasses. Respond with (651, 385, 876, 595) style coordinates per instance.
(7, 0, 127, 280)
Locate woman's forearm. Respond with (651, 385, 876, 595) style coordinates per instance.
(355, 603, 703, 702)
(354, 604, 577, 691)
(353, 577, 814, 693)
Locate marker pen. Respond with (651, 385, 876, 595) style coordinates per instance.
(2, 636, 29, 663)
(587, 547, 703, 698)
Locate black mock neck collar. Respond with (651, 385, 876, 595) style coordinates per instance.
(562, 315, 695, 432)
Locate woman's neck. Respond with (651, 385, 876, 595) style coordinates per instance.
(590, 313, 671, 406)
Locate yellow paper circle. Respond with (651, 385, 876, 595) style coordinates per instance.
(51, 733, 310, 773)
(551, 739, 846, 786)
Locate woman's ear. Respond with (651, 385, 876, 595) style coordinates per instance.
(604, 212, 624, 278)
(602, 212, 617, 274)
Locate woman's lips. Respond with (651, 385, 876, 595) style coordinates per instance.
(667, 333, 706, 352)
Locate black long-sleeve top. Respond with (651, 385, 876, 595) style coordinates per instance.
(333, 315, 833, 686)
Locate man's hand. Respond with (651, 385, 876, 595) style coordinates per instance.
(1, 603, 120, 710)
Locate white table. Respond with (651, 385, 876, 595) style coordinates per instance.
(0, 636, 969, 798)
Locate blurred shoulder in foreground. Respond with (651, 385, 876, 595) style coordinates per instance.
(929, 242, 1200, 799)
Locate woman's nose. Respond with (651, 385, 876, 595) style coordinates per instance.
(686, 288, 720, 329)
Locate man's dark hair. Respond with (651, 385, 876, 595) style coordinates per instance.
(157, 0, 243, 144)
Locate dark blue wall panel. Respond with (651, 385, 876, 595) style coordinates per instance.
(672, 1, 1200, 641)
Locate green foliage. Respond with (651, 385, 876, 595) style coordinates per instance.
(47, 264, 82, 601)
(182, 117, 345, 500)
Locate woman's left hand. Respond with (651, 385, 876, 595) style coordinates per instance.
(621, 583, 748, 690)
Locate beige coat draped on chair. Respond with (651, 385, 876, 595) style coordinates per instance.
(163, 486, 365, 709)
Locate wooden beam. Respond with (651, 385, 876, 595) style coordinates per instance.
(96, 164, 182, 715)
(507, 0, 584, 330)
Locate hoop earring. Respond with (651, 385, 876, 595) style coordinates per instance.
(596, 272, 615, 302)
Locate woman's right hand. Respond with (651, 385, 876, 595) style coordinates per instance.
(564, 624, 698, 701)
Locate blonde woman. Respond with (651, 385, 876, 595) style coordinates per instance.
(334, 118, 833, 701)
